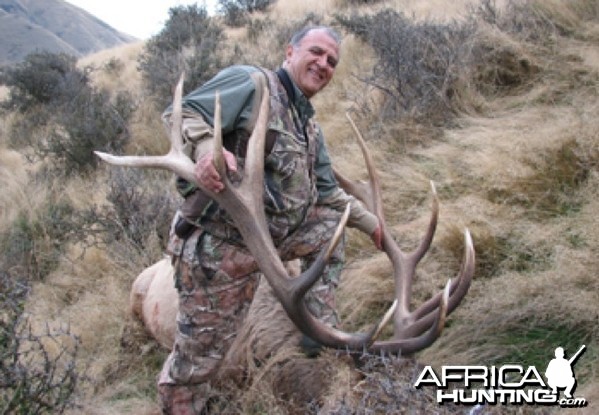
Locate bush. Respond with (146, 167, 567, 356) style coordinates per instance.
(0, 169, 176, 280)
(138, 4, 225, 108)
(335, 1, 570, 124)
(80, 168, 178, 256)
(0, 52, 87, 112)
(218, 0, 247, 27)
(43, 88, 133, 174)
(0, 198, 81, 280)
(218, 0, 275, 27)
(10, 87, 134, 175)
(3, 52, 135, 175)
(336, 9, 475, 124)
(0, 271, 83, 414)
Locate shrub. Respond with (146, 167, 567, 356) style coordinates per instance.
(0, 198, 80, 280)
(218, 0, 247, 27)
(218, 0, 275, 27)
(9, 87, 134, 176)
(102, 57, 125, 76)
(335, 1, 576, 124)
(336, 9, 475, 124)
(43, 88, 133, 174)
(79, 168, 178, 257)
(0, 271, 83, 414)
(0, 52, 87, 112)
(138, 4, 225, 108)
(2, 52, 135, 175)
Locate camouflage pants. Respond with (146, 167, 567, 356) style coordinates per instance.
(158, 204, 345, 414)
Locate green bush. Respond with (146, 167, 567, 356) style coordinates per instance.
(1, 52, 87, 112)
(2, 52, 135, 175)
(44, 88, 133, 174)
(138, 4, 225, 108)
(218, 0, 275, 27)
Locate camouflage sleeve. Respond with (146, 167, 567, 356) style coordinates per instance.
(314, 130, 379, 235)
(161, 65, 262, 199)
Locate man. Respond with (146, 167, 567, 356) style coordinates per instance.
(158, 25, 382, 414)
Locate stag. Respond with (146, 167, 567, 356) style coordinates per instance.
(96, 73, 474, 358)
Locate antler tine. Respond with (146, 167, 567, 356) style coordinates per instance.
(392, 228, 474, 342)
(170, 72, 185, 153)
(409, 229, 475, 324)
(337, 114, 474, 355)
(94, 72, 201, 189)
(212, 91, 226, 176)
(343, 113, 384, 220)
(212, 76, 269, 200)
(371, 280, 450, 354)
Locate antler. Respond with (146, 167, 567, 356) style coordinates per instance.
(334, 114, 475, 354)
(95, 74, 393, 350)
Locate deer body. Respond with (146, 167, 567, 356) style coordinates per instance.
(130, 257, 178, 350)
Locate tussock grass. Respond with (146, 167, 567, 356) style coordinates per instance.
(1, 0, 598, 413)
(78, 42, 145, 94)
(0, 146, 29, 228)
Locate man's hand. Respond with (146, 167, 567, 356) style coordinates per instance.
(195, 149, 237, 193)
(371, 223, 383, 250)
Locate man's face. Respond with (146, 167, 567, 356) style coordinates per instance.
(285, 29, 340, 99)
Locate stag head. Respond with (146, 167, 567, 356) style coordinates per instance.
(95, 73, 474, 354)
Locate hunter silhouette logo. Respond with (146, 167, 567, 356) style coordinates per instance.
(414, 344, 588, 408)
(545, 345, 586, 399)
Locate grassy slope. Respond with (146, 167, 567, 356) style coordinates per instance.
(1, 0, 597, 413)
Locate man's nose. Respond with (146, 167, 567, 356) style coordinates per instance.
(316, 55, 331, 72)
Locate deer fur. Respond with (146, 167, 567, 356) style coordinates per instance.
(129, 257, 178, 350)
(130, 257, 341, 407)
(129, 257, 304, 353)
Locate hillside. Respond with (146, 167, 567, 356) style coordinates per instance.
(0, 0, 597, 414)
(0, 0, 136, 65)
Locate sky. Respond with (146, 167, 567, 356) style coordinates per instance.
(65, 0, 218, 40)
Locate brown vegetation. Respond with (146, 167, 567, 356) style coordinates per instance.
(1, 0, 597, 413)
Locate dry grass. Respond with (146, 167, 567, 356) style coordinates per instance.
(1, 0, 598, 413)
(0, 146, 29, 228)
(78, 42, 146, 93)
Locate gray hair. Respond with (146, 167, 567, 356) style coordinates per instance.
(289, 26, 342, 49)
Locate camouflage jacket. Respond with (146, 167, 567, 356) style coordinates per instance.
(163, 65, 378, 246)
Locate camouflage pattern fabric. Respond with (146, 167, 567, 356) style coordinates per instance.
(196, 68, 320, 246)
(158, 204, 344, 414)
(157, 67, 367, 414)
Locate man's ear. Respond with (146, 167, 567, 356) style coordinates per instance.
(285, 44, 294, 62)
